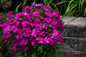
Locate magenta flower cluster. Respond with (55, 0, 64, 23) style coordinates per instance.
(63, 56, 71, 57)
(0, 2, 64, 52)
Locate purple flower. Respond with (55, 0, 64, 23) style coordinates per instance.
(13, 28, 18, 33)
(24, 39, 28, 46)
(36, 37, 40, 41)
(13, 56, 17, 57)
(34, 18, 40, 22)
(32, 2, 41, 6)
(12, 46, 17, 51)
(7, 11, 14, 18)
(63, 56, 66, 57)
(32, 11, 39, 16)
(31, 29, 37, 37)
(10, 2, 13, 4)
(23, 47, 28, 52)
(4, 40, 7, 43)
(21, 21, 29, 28)
(5, 4, 8, 8)
(13, 43, 18, 47)
(0, 2, 64, 53)
(16, 35, 19, 40)
(51, 30, 59, 39)
(38, 38, 45, 44)
(15, 21, 20, 27)
(44, 17, 52, 23)
(38, 31, 45, 35)
(31, 41, 35, 46)
(44, 39, 49, 44)
(19, 39, 25, 46)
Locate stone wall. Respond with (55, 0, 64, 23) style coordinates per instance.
(59, 17, 86, 57)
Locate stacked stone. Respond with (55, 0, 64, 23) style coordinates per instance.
(60, 17, 86, 57)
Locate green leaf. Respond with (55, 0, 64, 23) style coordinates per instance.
(10, 0, 12, 1)
(81, 0, 85, 10)
(84, 7, 86, 16)
(62, 1, 77, 18)
(0, 35, 4, 42)
(55, 1, 69, 5)
(43, 0, 47, 5)
(68, 0, 74, 6)
(37, 46, 43, 53)
(34, 0, 36, 2)
(22, 0, 27, 10)
(17, 52, 25, 57)
(51, 3, 59, 12)
(15, 3, 22, 12)
(24, 53, 27, 57)
(0, 52, 3, 57)
(32, 53, 36, 57)
(48, 0, 53, 6)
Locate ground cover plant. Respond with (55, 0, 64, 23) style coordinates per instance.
(0, 2, 65, 57)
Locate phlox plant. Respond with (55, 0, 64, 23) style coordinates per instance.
(0, 2, 64, 57)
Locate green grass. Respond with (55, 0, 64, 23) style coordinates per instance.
(0, 0, 86, 17)
(42, 0, 86, 18)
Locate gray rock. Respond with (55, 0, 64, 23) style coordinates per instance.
(68, 17, 86, 28)
(59, 17, 86, 57)
(62, 17, 86, 38)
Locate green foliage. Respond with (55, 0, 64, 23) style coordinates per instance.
(0, 29, 4, 57)
(0, 35, 4, 42)
(62, 0, 77, 18)
(15, 3, 22, 12)
(84, 7, 86, 16)
(16, 44, 62, 57)
(22, 0, 27, 10)
(0, 52, 3, 57)
(1, 0, 85, 17)
(42, 0, 86, 17)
